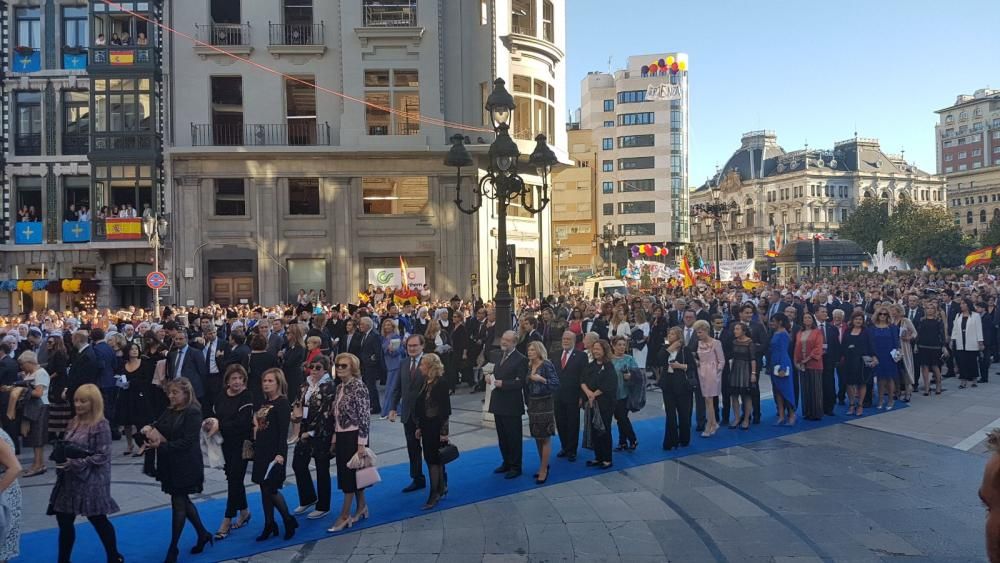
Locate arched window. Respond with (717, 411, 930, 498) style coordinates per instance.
(863, 190, 873, 199)
(981, 209, 988, 223)
(967, 211, 974, 224)
(744, 199, 754, 228)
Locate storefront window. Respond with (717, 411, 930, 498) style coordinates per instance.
(287, 259, 326, 303)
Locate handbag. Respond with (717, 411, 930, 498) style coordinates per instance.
(241, 439, 255, 461)
(50, 440, 93, 464)
(438, 443, 459, 465)
(582, 404, 594, 450)
(590, 402, 606, 435)
(355, 465, 381, 489)
(346, 447, 377, 470)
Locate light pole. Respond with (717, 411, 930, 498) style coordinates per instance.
(598, 222, 623, 276)
(553, 242, 571, 290)
(444, 77, 558, 339)
(142, 214, 168, 318)
(690, 185, 739, 281)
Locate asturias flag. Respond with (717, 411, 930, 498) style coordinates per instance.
(965, 247, 993, 268)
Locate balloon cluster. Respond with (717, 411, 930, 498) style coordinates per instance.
(630, 244, 669, 258)
(0, 279, 98, 293)
(641, 55, 687, 76)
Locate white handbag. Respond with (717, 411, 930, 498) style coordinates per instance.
(355, 465, 382, 489)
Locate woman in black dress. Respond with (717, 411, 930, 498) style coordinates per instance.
(141, 378, 212, 562)
(248, 334, 281, 407)
(282, 324, 307, 405)
(727, 323, 757, 430)
(647, 306, 668, 387)
(44, 335, 72, 440)
(206, 365, 254, 540)
(840, 312, 874, 416)
(581, 340, 617, 469)
(916, 304, 947, 395)
(657, 327, 695, 449)
(414, 353, 451, 509)
(251, 368, 296, 541)
(116, 342, 154, 456)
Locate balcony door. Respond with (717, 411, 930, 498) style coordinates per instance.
(210, 0, 242, 45)
(282, 0, 314, 44)
(211, 76, 243, 145)
(286, 76, 316, 145)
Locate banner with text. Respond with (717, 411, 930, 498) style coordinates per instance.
(719, 259, 756, 281)
(367, 267, 426, 289)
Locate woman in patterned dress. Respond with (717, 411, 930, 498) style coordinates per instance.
(525, 341, 559, 484)
(0, 426, 21, 563)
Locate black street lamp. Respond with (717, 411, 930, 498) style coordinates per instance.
(142, 214, 168, 317)
(690, 185, 739, 281)
(598, 222, 624, 276)
(444, 77, 558, 339)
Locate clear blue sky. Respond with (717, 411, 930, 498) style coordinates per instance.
(566, 0, 1000, 186)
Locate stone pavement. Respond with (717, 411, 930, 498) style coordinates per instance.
(16, 370, 997, 562)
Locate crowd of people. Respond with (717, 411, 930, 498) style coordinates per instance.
(0, 269, 994, 562)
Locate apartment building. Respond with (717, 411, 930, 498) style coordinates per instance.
(165, 0, 566, 305)
(578, 53, 690, 268)
(936, 89, 1000, 239)
(550, 125, 597, 285)
(0, 0, 164, 314)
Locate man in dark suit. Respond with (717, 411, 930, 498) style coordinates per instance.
(941, 290, 957, 378)
(554, 331, 586, 461)
(91, 329, 119, 434)
(356, 317, 384, 414)
(265, 318, 285, 356)
(0, 344, 18, 387)
(515, 316, 543, 356)
(201, 324, 229, 415)
(816, 307, 841, 416)
(450, 311, 472, 389)
(339, 322, 363, 357)
(168, 331, 208, 405)
(390, 334, 428, 492)
(225, 332, 251, 370)
(904, 294, 924, 326)
(680, 310, 710, 432)
(66, 330, 101, 401)
(692, 300, 711, 323)
(717, 314, 735, 425)
(488, 330, 527, 479)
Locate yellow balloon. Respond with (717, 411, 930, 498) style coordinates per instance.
(679, 60, 688, 71)
(666, 56, 675, 66)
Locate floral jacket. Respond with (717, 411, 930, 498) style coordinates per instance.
(334, 377, 371, 444)
(296, 374, 336, 444)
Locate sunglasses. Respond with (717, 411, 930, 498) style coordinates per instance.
(335, 363, 350, 369)
(308, 364, 323, 370)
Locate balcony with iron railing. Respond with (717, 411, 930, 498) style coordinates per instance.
(267, 22, 326, 57)
(13, 133, 42, 157)
(193, 23, 253, 58)
(191, 122, 331, 147)
(90, 131, 160, 157)
(363, 1, 417, 27)
(62, 134, 89, 156)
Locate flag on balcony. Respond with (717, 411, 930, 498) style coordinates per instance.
(63, 221, 91, 243)
(109, 50, 134, 65)
(12, 50, 40, 72)
(765, 249, 778, 258)
(14, 222, 43, 245)
(105, 218, 142, 240)
(965, 247, 993, 268)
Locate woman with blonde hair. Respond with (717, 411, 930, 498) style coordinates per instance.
(414, 353, 451, 509)
(328, 353, 372, 532)
(50, 383, 121, 563)
(890, 304, 917, 402)
(525, 341, 559, 483)
(141, 378, 212, 561)
(17, 350, 50, 476)
(694, 319, 724, 436)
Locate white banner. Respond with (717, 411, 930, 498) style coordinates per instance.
(367, 267, 426, 289)
(646, 83, 683, 101)
(719, 259, 756, 281)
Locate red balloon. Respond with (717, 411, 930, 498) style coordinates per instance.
(671, 62, 679, 72)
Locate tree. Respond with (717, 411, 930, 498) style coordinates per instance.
(885, 202, 971, 268)
(838, 198, 889, 255)
(982, 216, 1000, 247)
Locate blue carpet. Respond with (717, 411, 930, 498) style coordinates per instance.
(17, 400, 899, 562)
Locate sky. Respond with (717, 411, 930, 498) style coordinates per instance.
(565, 0, 1000, 186)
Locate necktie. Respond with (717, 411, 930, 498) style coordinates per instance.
(561, 350, 568, 369)
(410, 358, 417, 381)
(685, 328, 691, 343)
(175, 348, 184, 376)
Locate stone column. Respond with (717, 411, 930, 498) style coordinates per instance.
(254, 178, 280, 304)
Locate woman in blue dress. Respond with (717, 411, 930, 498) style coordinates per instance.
(380, 318, 406, 419)
(868, 306, 901, 410)
(768, 313, 797, 426)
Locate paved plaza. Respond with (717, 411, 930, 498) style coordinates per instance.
(17, 373, 996, 563)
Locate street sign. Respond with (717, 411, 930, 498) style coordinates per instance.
(146, 271, 167, 290)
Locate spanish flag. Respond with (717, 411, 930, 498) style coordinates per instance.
(109, 50, 134, 65)
(105, 218, 142, 240)
(765, 249, 778, 258)
(925, 258, 938, 272)
(679, 255, 695, 288)
(965, 247, 993, 268)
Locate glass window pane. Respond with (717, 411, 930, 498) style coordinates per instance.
(393, 70, 419, 87)
(287, 259, 326, 303)
(362, 177, 428, 215)
(365, 93, 390, 135)
(364, 70, 390, 87)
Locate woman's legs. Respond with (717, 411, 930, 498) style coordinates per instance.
(933, 365, 943, 391)
(921, 365, 931, 393)
(877, 377, 888, 407)
(335, 492, 355, 524)
(169, 495, 188, 551)
(613, 399, 630, 448)
(537, 437, 551, 477)
(123, 425, 134, 452)
(87, 514, 121, 561)
(56, 511, 77, 563)
(856, 384, 867, 412)
(740, 394, 752, 426)
(703, 396, 717, 434)
(774, 393, 786, 422)
(355, 489, 368, 515)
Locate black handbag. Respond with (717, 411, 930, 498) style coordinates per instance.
(50, 440, 93, 464)
(439, 443, 459, 465)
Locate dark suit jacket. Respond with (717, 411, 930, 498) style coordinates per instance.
(391, 353, 425, 423)
(357, 330, 385, 381)
(339, 332, 362, 357)
(167, 345, 208, 399)
(201, 338, 230, 375)
(819, 322, 842, 366)
(515, 330, 543, 356)
(225, 344, 251, 370)
(266, 332, 285, 356)
(451, 323, 470, 367)
(0, 356, 18, 387)
(904, 307, 924, 326)
(93, 341, 116, 389)
(67, 345, 101, 399)
(489, 349, 527, 416)
(553, 348, 586, 404)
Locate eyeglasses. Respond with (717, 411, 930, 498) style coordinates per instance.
(335, 363, 350, 369)
(308, 365, 323, 371)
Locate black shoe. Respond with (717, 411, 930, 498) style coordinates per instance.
(255, 522, 279, 542)
(283, 517, 299, 540)
(504, 469, 521, 479)
(586, 460, 600, 467)
(535, 471, 549, 485)
(556, 450, 567, 458)
(164, 547, 179, 563)
(402, 479, 426, 493)
(614, 444, 627, 451)
(191, 532, 213, 555)
(567, 454, 577, 462)
(493, 465, 509, 474)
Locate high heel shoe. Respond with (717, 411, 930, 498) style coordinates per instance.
(352, 506, 370, 524)
(535, 470, 549, 485)
(422, 493, 441, 510)
(283, 517, 299, 540)
(327, 516, 353, 533)
(255, 522, 279, 542)
(163, 547, 179, 563)
(191, 532, 214, 554)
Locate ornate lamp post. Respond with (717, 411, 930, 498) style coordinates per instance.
(444, 77, 558, 338)
(597, 222, 624, 276)
(142, 214, 168, 318)
(690, 185, 739, 281)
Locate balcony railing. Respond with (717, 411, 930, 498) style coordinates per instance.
(191, 122, 331, 146)
(90, 46, 154, 67)
(195, 23, 251, 46)
(363, 1, 417, 27)
(14, 134, 42, 156)
(62, 134, 89, 156)
(269, 23, 324, 45)
(91, 132, 158, 152)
